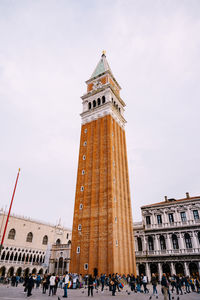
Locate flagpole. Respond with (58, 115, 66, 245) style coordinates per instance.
(0, 168, 20, 255)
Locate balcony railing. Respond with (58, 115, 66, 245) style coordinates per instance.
(144, 219, 200, 229)
(135, 247, 200, 256)
(0, 260, 44, 266)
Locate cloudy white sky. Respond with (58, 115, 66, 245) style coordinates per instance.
(0, 0, 200, 228)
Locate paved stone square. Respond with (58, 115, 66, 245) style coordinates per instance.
(0, 284, 199, 300)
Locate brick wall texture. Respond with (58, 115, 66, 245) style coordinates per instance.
(70, 115, 136, 276)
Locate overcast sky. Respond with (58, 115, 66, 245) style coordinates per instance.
(0, 0, 200, 229)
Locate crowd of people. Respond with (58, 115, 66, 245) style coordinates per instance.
(0, 271, 200, 298)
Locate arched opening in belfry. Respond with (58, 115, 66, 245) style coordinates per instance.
(93, 100, 96, 108)
(102, 96, 106, 103)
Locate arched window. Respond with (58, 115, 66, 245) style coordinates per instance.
(42, 235, 48, 245)
(8, 229, 16, 240)
(26, 232, 33, 243)
(67, 240, 71, 247)
(40, 256, 43, 263)
(59, 257, 63, 268)
(172, 234, 179, 249)
(160, 235, 166, 250)
(88, 102, 91, 110)
(198, 232, 200, 244)
(97, 98, 101, 106)
(66, 233, 69, 239)
(148, 236, 154, 251)
(56, 239, 61, 245)
(184, 233, 192, 249)
(93, 100, 96, 108)
(102, 96, 106, 104)
(137, 237, 142, 251)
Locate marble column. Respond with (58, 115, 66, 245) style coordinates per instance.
(184, 261, 190, 276)
(170, 262, 176, 275)
(158, 263, 162, 281)
(198, 262, 200, 276)
(146, 263, 151, 281)
(192, 232, 198, 251)
(166, 234, 171, 251)
(136, 263, 139, 276)
(178, 233, 185, 252)
(155, 235, 159, 254)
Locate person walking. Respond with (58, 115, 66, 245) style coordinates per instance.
(88, 274, 94, 297)
(27, 274, 34, 297)
(100, 273, 105, 292)
(63, 271, 69, 298)
(142, 273, 148, 293)
(130, 274, 136, 291)
(151, 273, 158, 295)
(49, 273, 56, 296)
(161, 273, 169, 300)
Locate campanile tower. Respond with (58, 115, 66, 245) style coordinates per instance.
(70, 52, 136, 275)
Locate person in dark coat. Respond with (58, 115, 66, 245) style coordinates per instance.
(27, 274, 34, 297)
(88, 274, 94, 297)
(130, 274, 136, 291)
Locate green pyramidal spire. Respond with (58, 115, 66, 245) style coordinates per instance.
(91, 52, 113, 79)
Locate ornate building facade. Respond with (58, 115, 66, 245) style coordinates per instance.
(70, 53, 136, 275)
(134, 193, 200, 280)
(49, 243, 71, 275)
(0, 211, 71, 277)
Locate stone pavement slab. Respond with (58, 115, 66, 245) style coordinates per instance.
(0, 284, 199, 300)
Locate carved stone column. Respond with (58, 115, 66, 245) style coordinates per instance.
(184, 261, 190, 276)
(155, 235, 159, 252)
(166, 233, 171, 251)
(136, 263, 139, 275)
(146, 262, 151, 281)
(178, 233, 185, 251)
(158, 262, 162, 281)
(170, 262, 176, 275)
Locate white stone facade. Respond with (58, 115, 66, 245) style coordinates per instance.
(0, 211, 72, 277)
(134, 193, 200, 281)
(49, 243, 71, 275)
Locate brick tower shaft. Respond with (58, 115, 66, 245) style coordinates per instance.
(70, 53, 136, 276)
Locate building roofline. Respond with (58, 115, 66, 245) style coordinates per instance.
(0, 211, 72, 231)
(141, 195, 200, 209)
